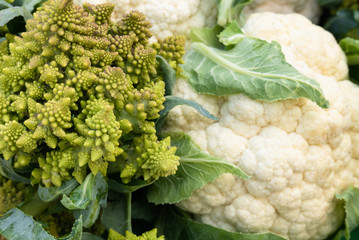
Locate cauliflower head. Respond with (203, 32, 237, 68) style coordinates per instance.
(243, 0, 321, 23)
(165, 13, 359, 240)
(73, 0, 217, 41)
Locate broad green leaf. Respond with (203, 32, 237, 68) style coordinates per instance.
(61, 173, 108, 228)
(108, 178, 152, 194)
(340, 38, 359, 65)
(318, 0, 342, 8)
(0, 0, 12, 8)
(101, 200, 127, 234)
(218, 20, 245, 46)
(324, 10, 359, 40)
(216, 0, 252, 26)
(22, 0, 44, 12)
(157, 55, 176, 96)
(156, 206, 286, 240)
(0, 208, 82, 240)
(156, 96, 218, 130)
(38, 179, 78, 202)
(0, 6, 31, 26)
(183, 38, 329, 108)
(147, 132, 248, 204)
(0, 157, 30, 184)
(190, 25, 224, 48)
(81, 232, 105, 240)
(334, 187, 359, 240)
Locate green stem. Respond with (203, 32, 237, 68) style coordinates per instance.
(126, 192, 132, 232)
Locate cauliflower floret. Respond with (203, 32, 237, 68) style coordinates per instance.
(167, 13, 359, 240)
(73, 0, 217, 41)
(244, 0, 321, 23)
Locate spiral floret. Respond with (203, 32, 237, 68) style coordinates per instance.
(0, 0, 185, 187)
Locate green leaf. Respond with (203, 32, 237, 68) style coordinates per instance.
(324, 10, 359, 40)
(61, 173, 108, 228)
(81, 232, 105, 240)
(22, 0, 44, 12)
(0, 157, 30, 184)
(147, 132, 248, 204)
(0, 6, 32, 26)
(157, 55, 176, 96)
(334, 187, 359, 240)
(340, 37, 359, 65)
(108, 178, 152, 194)
(218, 20, 245, 46)
(183, 38, 329, 108)
(216, 0, 252, 27)
(318, 0, 342, 8)
(190, 25, 224, 48)
(101, 200, 127, 235)
(156, 206, 286, 240)
(0, 0, 12, 8)
(59, 216, 83, 240)
(0, 208, 83, 240)
(38, 179, 79, 202)
(156, 96, 218, 130)
(61, 173, 108, 210)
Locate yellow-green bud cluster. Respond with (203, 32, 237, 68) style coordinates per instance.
(152, 35, 186, 73)
(0, 0, 185, 187)
(108, 228, 165, 240)
(0, 175, 26, 216)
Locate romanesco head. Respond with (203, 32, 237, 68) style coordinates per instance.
(0, 175, 27, 216)
(0, 0, 185, 187)
(108, 228, 165, 240)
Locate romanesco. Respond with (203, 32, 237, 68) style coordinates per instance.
(108, 228, 165, 240)
(0, 0, 184, 187)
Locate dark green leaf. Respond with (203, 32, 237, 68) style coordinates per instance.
(38, 179, 79, 202)
(324, 10, 359, 40)
(183, 38, 329, 108)
(0, 6, 31, 26)
(0, 208, 83, 240)
(147, 132, 248, 204)
(334, 187, 359, 240)
(216, 0, 252, 27)
(108, 178, 152, 194)
(81, 232, 105, 240)
(101, 200, 127, 235)
(156, 206, 286, 240)
(190, 25, 224, 48)
(157, 55, 176, 96)
(218, 20, 245, 46)
(318, 0, 342, 8)
(0, 157, 30, 184)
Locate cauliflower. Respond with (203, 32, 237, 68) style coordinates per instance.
(243, 0, 321, 23)
(165, 12, 359, 240)
(73, 0, 218, 41)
